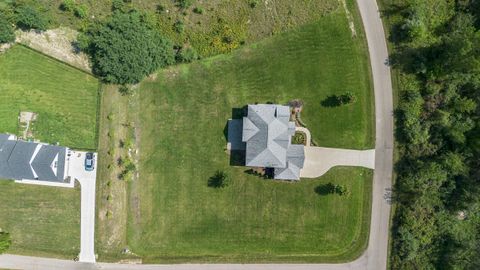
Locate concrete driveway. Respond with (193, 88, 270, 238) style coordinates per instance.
(300, 147, 375, 178)
(68, 151, 97, 263)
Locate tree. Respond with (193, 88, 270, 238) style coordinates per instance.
(0, 14, 15, 44)
(0, 231, 11, 254)
(14, 5, 48, 31)
(207, 170, 230, 188)
(80, 10, 174, 84)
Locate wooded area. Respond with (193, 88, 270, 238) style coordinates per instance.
(383, 0, 480, 269)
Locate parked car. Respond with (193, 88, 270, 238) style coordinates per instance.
(85, 152, 95, 171)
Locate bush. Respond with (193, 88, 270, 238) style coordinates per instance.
(249, 0, 259, 8)
(193, 7, 204, 14)
(208, 170, 230, 188)
(14, 5, 49, 31)
(314, 182, 349, 196)
(74, 4, 88, 19)
(0, 15, 15, 44)
(176, 0, 193, 9)
(118, 85, 131, 96)
(60, 0, 75, 12)
(80, 10, 174, 84)
(173, 20, 184, 33)
(176, 46, 199, 63)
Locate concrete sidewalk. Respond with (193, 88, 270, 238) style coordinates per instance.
(300, 147, 375, 178)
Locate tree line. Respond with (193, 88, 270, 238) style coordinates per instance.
(384, 0, 480, 269)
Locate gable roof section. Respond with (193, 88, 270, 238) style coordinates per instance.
(0, 134, 67, 182)
(32, 145, 66, 182)
(8, 141, 37, 180)
(243, 104, 293, 168)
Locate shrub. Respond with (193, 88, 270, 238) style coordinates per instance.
(0, 15, 15, 44)
(74, 4, 88, 19)
(314, 182, 349, 196)
(249, 0, 259, 8)
(173, 20, 184, 33)
(193, 7, 204, 14)
(176, 46, 199, 63)
(176, 0, 193, 9)
(118, 85, 131, 96)
(80, 10, 174, 84)
(208, 170, 230, 188)
(60, 0, 75, 12)
(14, 5, 49, 31)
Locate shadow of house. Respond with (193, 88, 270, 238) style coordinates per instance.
(226, 107, 247, 166)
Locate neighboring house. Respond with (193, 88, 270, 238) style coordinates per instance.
(0, 133, 69, 183)
(228, 104, 305, 180)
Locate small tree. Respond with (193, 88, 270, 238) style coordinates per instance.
(208, 170, 230, 188)
(0, 15, 15, 44)
(80, 10, 174, 84)
(339, 91, 357, 105)
(14, 5, 49, 31)
(0, 231, 11, 254)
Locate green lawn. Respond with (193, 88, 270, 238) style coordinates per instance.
(0, 181, 80, 259)
(126, 10, 373, 262)
(0, 45, 99, 150)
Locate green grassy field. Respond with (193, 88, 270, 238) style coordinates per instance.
(0, 45, 99, 149)
(36, 0, 339, 57)
(123, 10, 374, 262)
(0, 181, 80, 258)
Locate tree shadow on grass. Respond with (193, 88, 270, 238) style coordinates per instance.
(321, 95, 341, 107)
(314, 183, 335, 195)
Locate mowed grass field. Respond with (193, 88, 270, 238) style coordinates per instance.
(127, 10, 373, 262)
(0, 45, 99, 149)
(0, 181, 80, 258)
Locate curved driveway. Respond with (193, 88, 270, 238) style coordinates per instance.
(0, 0, 393, 269)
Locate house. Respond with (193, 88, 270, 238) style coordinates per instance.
(228, 104, 305, 180)
(0, 133, 69, 183)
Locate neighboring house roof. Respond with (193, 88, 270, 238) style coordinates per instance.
(241, 104, 305, 180)
(0, 134, 67, 182)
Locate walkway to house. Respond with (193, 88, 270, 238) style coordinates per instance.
(300, 146, 375, 178)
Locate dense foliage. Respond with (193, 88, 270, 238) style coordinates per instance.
(80, 10, 174, 84)
(14, 4, 48, 31)
(384, 0, 480, 269)
(0, 14, 15, 44)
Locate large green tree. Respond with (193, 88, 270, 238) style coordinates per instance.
(80, 10, 174, 84)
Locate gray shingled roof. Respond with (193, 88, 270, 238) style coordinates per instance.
(0, 134, 67, 182)
(241, 104, 305, 180)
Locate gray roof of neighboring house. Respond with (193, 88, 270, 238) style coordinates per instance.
(241, 104, 305, 180)
(0, 134, 67, 182)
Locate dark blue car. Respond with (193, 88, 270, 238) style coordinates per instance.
(85, 152, 95, 171)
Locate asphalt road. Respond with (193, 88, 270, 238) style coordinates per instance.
(0, 0, 393, 269)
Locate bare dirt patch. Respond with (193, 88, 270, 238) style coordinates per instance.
(18, 111, 38, 140)
(16, 27, 91, 72)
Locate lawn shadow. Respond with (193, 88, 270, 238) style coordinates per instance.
(321, 95, 341, 107)
(314, 183, 335, 195)
(230, 150, 245, 166)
